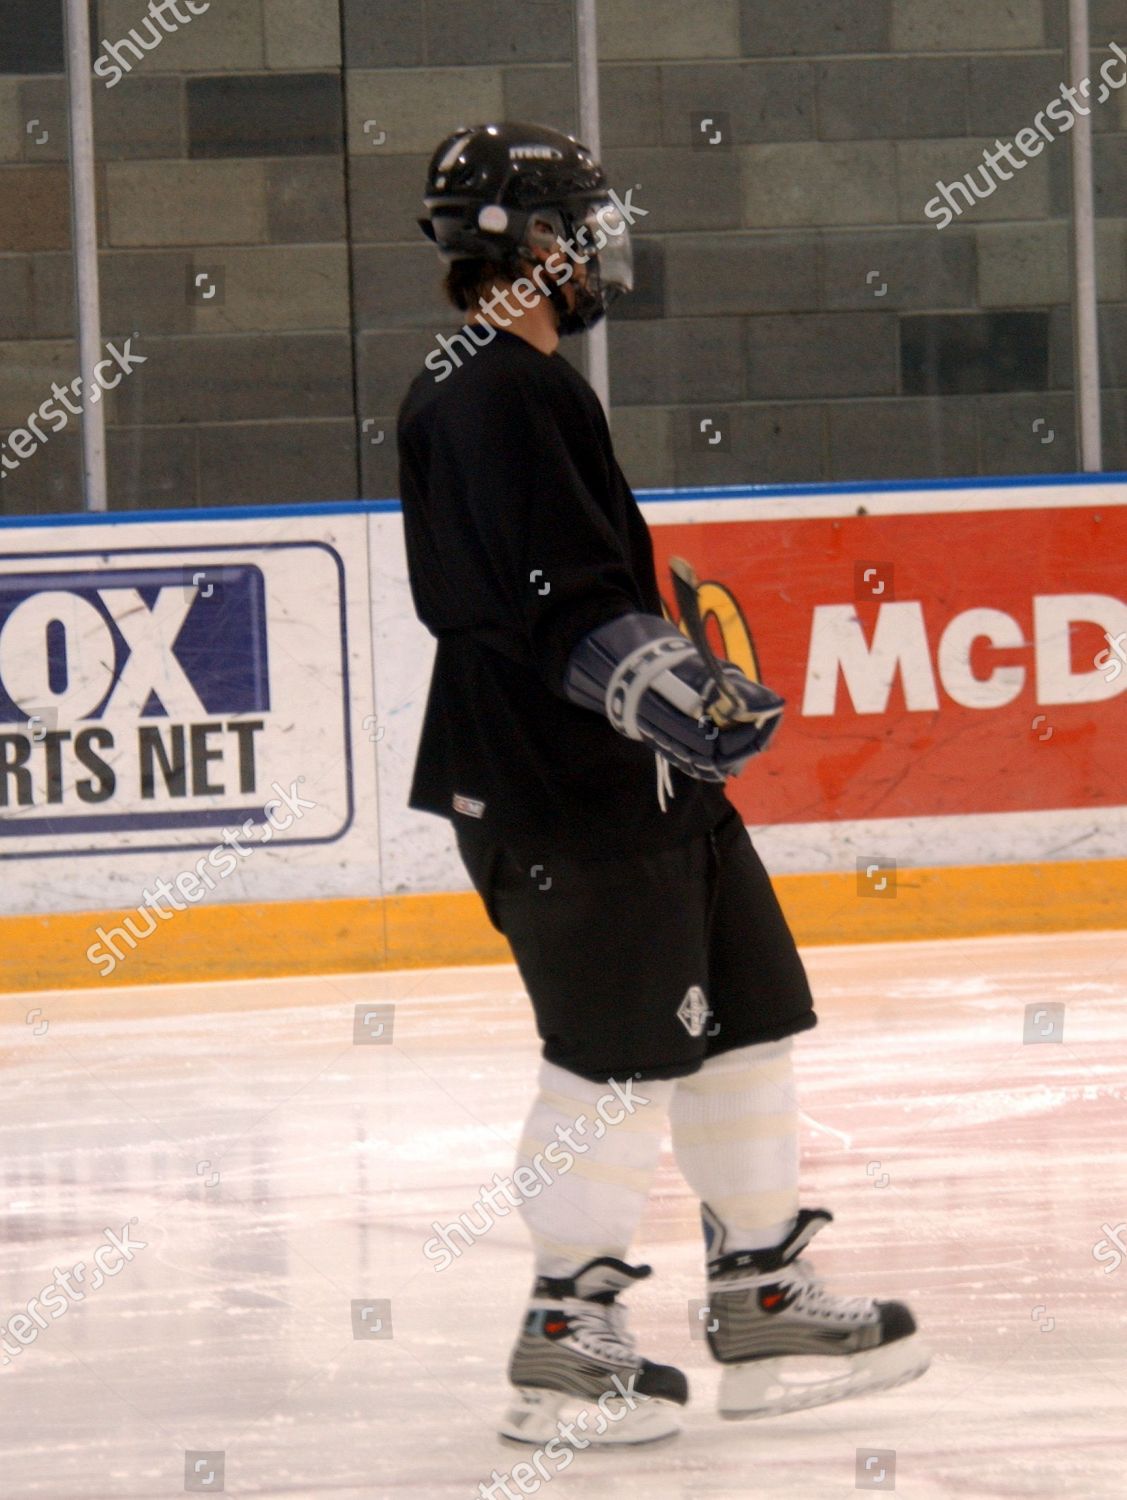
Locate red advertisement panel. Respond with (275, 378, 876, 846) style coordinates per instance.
(651, 501, 1127, 825)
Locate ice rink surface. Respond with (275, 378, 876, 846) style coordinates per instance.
(2, 929, 1126, 1500)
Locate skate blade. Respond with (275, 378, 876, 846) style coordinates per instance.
(718, 1335, 931, 1420)
(498, 1385, 681, 1447)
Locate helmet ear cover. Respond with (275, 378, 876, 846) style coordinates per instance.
(418, 123, 633, 334)
(424, 201, 563, 316)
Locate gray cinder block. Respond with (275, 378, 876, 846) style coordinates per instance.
(360, 418, 401, 500)
(818, 58, 967, 140)
(891, 0, 1044, 52)
(0, 338, 77, 427)
(827, 397, 978, 479)
(609, 316, 746, 404)
(2, 0, 64, 72)
(266, 158, 347, 243)
(190, 247, 351, 333)
(20, 75, 185, 162)
(976, 392, 1076, 474)
(900, 311, 1050, 395)
(0, 430, 81, 515)
(897, 139, 1051, 227)
(823, 229, 977, 309)
(609, 405, 675, 488)
(0, 258, 33, 339)
(107, 424, 198, 508)
(742, 142, 899, 227)
(264, 0, 341, 69)
(660, 61, 814, 145)
(502, 67, 580, 139)
(341, 0, 424, 66)
(665, 233, 819, 315)
(347, 69, 504, 155)
(27, 254, 77, 339)
(600, 0, 741, 61)
(425, 0, 573, 64)
(106, 160, 269, 246)
(672, 401, 826, 484)
(198, 420, 359, 504)
(0, 79, 20, 163)
(0, 165, 72, 251)
(967, 56, 1076, 138)
(101, 250, 196, 336)
(1095, 135, 1127, 216)
(746, 312, 899, 398)
(604, 147, 744, 230)
(109, 333, 354, 423)
(602, 66, 662, 147)
(349, 154, 434, 244)
(187, 73, 343, 158)
(739, 0, 892, 57)
(353, 244, 457, 331)
(1101, 386, 1127, 470)
(97, 0, 265, 72)
(976, 222, 1071, 307)
(610, 237, 666, 320)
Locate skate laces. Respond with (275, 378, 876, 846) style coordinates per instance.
(564, 1297, 638, 1364)
(780, 1258, 875, 1323)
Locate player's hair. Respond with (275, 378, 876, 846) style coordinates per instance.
(443, 259, 495, 312)
(443, 252, 542, 313)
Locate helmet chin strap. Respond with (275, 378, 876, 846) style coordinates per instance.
(529, 252, 606, 336)
(556, 281, 606, 335)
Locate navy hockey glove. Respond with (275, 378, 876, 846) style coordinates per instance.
(564, 613, 784, 783)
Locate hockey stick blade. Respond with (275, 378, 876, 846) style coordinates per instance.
(668, 556, 774, 728)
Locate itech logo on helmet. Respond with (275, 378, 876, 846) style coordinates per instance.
(509, 145, 564, 161)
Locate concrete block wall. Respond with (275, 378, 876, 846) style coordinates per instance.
(590, 0, 1127, 485)
(0, 0, 356, 512)
(2, 0, 1126, 512)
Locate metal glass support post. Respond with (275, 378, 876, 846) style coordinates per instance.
(64, 0, 109, 510)
(1069, 0, 1102, 471)
(575, 0, 610, 413)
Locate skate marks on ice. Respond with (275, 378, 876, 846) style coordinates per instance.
(0, 932, 1124, 1497)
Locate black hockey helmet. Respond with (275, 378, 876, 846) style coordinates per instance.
(419, 121, 633, 333)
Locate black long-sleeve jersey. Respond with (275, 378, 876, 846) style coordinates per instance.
(397, 325, 731, 860)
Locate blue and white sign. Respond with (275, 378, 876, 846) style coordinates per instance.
(0, 540, 353, 857)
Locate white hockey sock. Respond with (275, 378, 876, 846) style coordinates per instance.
(516, 1059, 676, 1280)
(670, 1038, 799, 1254)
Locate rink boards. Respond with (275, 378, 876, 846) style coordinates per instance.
(1, 476, 1125, 990)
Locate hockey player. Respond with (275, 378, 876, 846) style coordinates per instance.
(397, 121, 929, 1445)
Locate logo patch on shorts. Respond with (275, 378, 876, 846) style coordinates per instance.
(453, 793, 485, 818)
(677, 985, 710, 1038)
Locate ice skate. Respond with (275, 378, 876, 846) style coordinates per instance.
(702, 1206, 930, 1418)
(498, 1256, 688, 1446)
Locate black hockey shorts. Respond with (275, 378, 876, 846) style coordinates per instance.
(454, 802, 817, 1083)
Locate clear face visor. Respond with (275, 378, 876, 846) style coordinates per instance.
(571, 199, 634, 302)
(525, 199, 634, 302)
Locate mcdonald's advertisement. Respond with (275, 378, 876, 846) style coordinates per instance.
(648, 485, 1127, 827)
